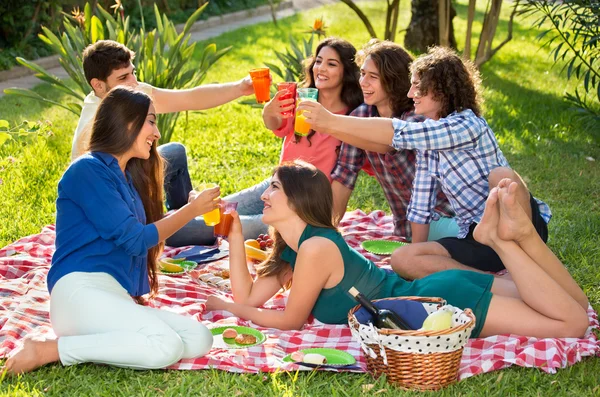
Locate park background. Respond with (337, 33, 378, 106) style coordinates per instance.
(0, 0, 599, 395)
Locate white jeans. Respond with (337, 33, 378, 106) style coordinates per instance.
(50, 272, 213, 369)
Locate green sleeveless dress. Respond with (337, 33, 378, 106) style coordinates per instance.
(281, 224, 494, 337)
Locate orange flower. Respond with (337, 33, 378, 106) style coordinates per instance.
(313, 18, 325, 32)
(71, 6, 85, 27)
(306, 17, 327, 38)
(110, 0, 123, 12)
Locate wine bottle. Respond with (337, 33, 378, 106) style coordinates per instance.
(348, 286, 411, 330)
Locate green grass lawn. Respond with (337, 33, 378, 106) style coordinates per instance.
(1, 1, 599, 395)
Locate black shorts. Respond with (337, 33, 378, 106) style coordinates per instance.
(436, 194, 548, 273)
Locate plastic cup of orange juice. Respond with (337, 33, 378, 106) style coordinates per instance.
(294, 88, 318, 136)
(277, 82, 297, 117)
(249, 68, 271, 104)
(214, 201, 239, 238)
(197, 183, 220, 226)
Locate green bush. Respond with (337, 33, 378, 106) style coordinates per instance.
(522, 0, 600, 129)
(5, 2, 230, 144)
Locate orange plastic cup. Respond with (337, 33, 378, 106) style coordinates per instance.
(214, 201, 239, 238)
(249, 68, 271, 104)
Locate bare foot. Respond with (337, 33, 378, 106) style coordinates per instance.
(473, 187, 500, 247)
(4, 337, 59, 375)
(497, 182, 535, 243)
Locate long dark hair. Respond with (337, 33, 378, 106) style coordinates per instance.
(88, 86, 164, 297)
(299, 37, 363, 144)
(256, 161, 335, 288)
(357, 40, 415, 117)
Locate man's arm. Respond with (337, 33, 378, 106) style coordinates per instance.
(151, 77, 254, 114)
(331, 130, 393, 154)
(297, 101, 395, 145)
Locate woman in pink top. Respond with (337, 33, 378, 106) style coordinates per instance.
(225, 37, 363, 238)
(263, 37, 363, 180)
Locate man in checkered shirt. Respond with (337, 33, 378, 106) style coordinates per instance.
(298, 47, 551, 279)
(330, 41, 456, 241)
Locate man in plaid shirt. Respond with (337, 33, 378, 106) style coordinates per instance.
(299, 47, 551, 278)
(331, 41, 455, 242)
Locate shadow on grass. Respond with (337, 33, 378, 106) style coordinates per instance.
(483, 67, 600, 150)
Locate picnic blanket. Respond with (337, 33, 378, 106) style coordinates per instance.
(1, 210, 598, 379)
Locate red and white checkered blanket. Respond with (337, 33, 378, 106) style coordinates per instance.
(1, 210, 598, 379)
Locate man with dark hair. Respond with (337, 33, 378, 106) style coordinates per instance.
(73, 40, 255, 246)
(331, 41, 457, 242)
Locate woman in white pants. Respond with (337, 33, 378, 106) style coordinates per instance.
(5, 87, 216, 374)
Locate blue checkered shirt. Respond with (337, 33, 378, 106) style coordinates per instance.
(391, 109, 551, 238)
(331, 104, 454, 239)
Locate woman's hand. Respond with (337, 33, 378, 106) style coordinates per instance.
(229, 210, 244, 238)
(296, 100, 335, 133)
(205, 295, 230, 311)
(189, 185, 221, 216)
(263, 90, 295, 121)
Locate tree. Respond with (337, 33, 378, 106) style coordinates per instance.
(404, 0, 457, 53)
(521, 0, 600, 128)
(339, 0, 401, 41)
(404, 0, 519, 68)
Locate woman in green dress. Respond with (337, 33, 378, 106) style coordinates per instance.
(205, 161, 588, 338)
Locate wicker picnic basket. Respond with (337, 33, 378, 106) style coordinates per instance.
(348, 296, 476, 391)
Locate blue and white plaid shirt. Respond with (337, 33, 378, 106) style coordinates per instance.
(391, 109, 551, 238)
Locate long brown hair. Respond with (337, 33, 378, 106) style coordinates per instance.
(88, 86, 164, 296)
(356, 40, 415, 117)
(256, 161, 336, 288)
(299, 37, 363, 144)
(410, 46, 483, 118)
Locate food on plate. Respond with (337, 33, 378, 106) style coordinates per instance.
(245, 239, 261, 250)
(216, 279, 231, 288)
(290, 351, 305, 362)
(234, 333, 257, 345)
(256, 233, 274, 250)
(302, 353, 327, 365)
(222, 328, 238, 339)
(159, 259, 184, 273)
(214, 269, 230, 279)
(244, 244, 268, 261)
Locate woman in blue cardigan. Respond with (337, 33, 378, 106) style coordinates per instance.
(6, 87, 219, 374)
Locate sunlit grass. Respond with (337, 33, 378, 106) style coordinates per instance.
(0, 1, 599, 395)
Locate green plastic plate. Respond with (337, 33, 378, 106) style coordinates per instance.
(283, 348, 356, 366)
(159, 259, 198, 275)
(361, 239, 407, 255)
(210, 326, 266, 349)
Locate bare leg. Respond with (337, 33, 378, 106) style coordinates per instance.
(3, 337, 59, 375)
(496, 181, 588, 309)
(488, 167, 532, 220)
(475, 186, 588, 338)
(391, 242, 486, 280)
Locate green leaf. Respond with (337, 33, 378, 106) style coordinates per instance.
(181, 3, 208, 35)
(0, 132, 11, 147)
(91, 16, 105, 42)
(84, 3, 92, 36)
(0, 120, 9, 129)
(3, 88, 81, 115)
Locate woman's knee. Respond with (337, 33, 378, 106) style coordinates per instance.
(181, 323, 213, 359)
(488, 167, 517, 188)
(562, 309, 589, 338)
(145, 331, 185, 369)
(391, 246, 416, 274)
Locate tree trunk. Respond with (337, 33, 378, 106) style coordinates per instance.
(404, 0, 457, 53)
